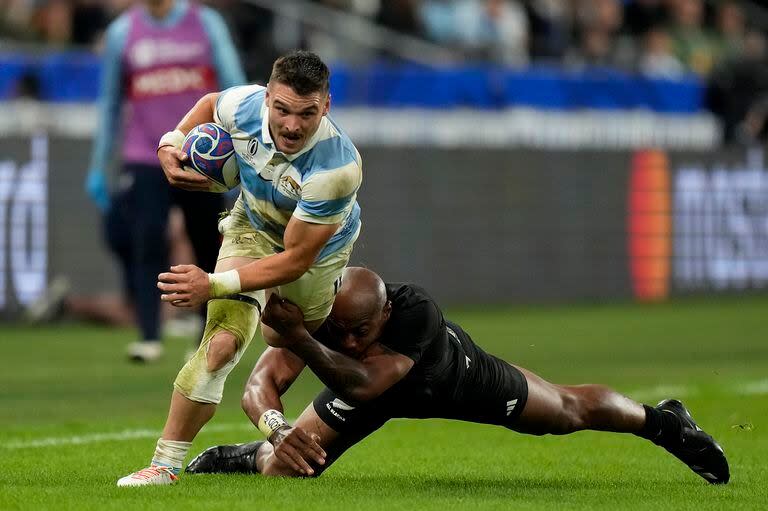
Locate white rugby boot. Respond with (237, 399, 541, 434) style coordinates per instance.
(117, 465, 179, 487)
(126, 341, 163, 363)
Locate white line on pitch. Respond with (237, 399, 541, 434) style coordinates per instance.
(2, 422, 256, 450)
(4, 378, 767, 450)
(734, 379, 768, 395)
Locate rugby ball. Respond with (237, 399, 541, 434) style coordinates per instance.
(182, 123, 240, 193)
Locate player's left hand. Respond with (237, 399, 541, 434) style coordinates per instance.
(158, 145, 211, 191)
(157, 265, 210, 308)
(262, 293, 306, 343)
(270, 426, 326, 476)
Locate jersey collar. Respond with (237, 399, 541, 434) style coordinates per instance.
(260, 100, 273, 147)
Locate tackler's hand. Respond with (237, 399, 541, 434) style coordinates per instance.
(261, 294, 306, 343)
(157, 264, 211, 308)
(269, 425, 326, 476)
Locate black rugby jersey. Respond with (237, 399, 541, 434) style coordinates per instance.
(312, 283, 529, 430)
(378, 283, 462, 389)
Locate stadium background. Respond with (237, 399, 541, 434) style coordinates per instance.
(2, 0, 768, 315)
(0, 1, 767, 510)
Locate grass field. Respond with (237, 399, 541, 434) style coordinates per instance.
(1, 296, 767, 510)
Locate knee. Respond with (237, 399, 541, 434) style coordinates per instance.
(174, 331, 240, 405)
(205, 332, 238, 372)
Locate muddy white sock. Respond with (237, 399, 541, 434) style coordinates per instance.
(151, 439, 192, 475)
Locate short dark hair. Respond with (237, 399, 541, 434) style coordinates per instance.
(269, 51, 330, 96)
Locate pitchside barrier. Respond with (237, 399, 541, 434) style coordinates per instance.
(1, 136, 767, 318)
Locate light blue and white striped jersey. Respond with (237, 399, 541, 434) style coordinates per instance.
(215, 84, 362, 261)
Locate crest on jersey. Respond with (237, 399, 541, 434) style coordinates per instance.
(247, 138, 259, 156)
(278, 175, 302, 198)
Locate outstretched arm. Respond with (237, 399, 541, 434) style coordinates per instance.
(241, 346, 327, 475)
(241, 346, 305, 421)
(261, 295, 415, 404)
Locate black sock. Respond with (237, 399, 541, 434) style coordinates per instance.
(240, 440, 264, 473)
(636, 404, 682, 445)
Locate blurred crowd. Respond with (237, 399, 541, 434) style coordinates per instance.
(2, 0, 768, 142)
(1, 0, 762, 75)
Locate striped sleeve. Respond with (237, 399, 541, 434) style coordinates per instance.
(294, 159, 362, 225)
(214, 85, 261, 132)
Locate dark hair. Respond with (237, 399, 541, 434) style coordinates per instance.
(269, 50, 330, 96)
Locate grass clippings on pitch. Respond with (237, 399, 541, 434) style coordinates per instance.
(1, 296, 766, 510)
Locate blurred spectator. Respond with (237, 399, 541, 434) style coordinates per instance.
(420, 0, 458, 44)
(376, 0, 422, 37)
(71, 0, 108, 45)
(638, 26, 685, 79)
(1, 0, 122, 45)
(567, 0, 632, 70)
(1, 0, 36, 40)
(668, 0, 718, 76)
(707, 29, 768, 143)
(209, 0, 278, 82)
(454, 0, 529, 66)
(303, 0, 379, 65)
(350, 0, 380, 17)
(421, 0, 528, 65)
(32, 0, 72, 44)
(622, 0, 668, 37)
(739, 95, 768, 145)
(525, 0, 573, 60)
(711, 1, 745, 62)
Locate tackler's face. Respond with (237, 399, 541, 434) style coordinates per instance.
(266, 81, 330, 154)
(324, 300, 392, 360)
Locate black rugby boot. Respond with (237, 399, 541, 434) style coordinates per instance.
(185, 441, 264, 474)
(655, 399, 730, 484)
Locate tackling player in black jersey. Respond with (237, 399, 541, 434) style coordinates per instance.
(186, 267, 729, 485)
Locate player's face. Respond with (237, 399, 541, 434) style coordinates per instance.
(325, 301, 392, 359)
(265, 82, 330, 154)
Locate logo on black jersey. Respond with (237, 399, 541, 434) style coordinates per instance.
(330, 398, 355, 411)
(326, 398, 354, 422)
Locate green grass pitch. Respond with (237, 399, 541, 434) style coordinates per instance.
(1, 296, 766, 510)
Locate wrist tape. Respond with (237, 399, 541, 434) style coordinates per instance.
(158, 129, 185, 150)
(258, 409, 290, 439)
(208, 269, 241, 298)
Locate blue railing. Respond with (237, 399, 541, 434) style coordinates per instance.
(0, 51, 705, 113)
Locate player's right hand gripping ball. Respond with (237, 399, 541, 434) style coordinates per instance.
(182, 123, 240, 193)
